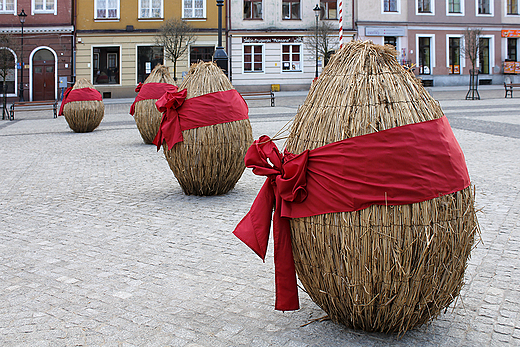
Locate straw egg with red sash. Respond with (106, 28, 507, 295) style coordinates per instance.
(59, 78, 104, 133)
(233, 41, 479, 336)
(153, 61, 253, 196)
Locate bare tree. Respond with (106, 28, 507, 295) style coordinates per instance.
(461, 27, 483, 72)
(305, 21, 339, 68)
(461, 28, 483, 100)
(155, 18, 196, 82)
(0, 33, 17, 119)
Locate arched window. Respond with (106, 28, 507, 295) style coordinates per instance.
(0, 47, 16, 94)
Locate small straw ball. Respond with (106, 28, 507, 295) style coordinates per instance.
(284, 41, 479, 335)
(62, 78, 104, 133)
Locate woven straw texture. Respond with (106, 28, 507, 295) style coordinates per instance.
(63, 78, 104, 133)
(284, 41, 478, 335)
(134, 65, 176, 144)
(162, 61, 253, 196)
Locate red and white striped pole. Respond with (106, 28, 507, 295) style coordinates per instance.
(338, 0, 343, 47)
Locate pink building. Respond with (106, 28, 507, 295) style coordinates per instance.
(0, 0, 74, 101)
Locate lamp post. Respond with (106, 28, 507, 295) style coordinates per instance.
(18, 9, 27, 102)
(313, 4, 320, 78)
(213, 0, 228, 77)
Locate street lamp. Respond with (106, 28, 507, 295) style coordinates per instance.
(313, 4, 320, 78)
(213, 0, 228, 77)
(18, 9, 27, 102)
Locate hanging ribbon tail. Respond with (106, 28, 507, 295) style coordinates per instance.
(58, 87, 73, 116)
(233, 179, 274, 261)
(273, 197, 300, 311)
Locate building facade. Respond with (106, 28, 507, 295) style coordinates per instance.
(0, 0, 74, 102)
(75, 0, 223, 98)
(356, 0, 520, 86)
(228, 0, 355, 91)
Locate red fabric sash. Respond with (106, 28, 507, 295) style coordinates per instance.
(129, 82, 178, 116)
(152, 89, 249, 150)
(233, 116, 470, 311)
(58, 87, 102, 116)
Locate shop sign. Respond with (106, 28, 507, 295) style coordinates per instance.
(365, 27, 405, 37)
(502, 30, 520, 37)
(242, 36, 304, 43)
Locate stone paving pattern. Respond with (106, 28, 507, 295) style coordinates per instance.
(0, 86, 519, 346)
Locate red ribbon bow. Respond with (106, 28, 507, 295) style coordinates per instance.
(129, 83, 179, 116)
(233, 136, 308, 311)
(152, 89, 188, 150)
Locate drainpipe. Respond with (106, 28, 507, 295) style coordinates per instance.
(71, 0, 77, 85)
(226, 0, 232, 81)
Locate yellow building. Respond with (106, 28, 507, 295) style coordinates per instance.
(75, 0, 223, 98)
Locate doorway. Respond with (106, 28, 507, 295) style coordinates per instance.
(32, 48, 55, 101)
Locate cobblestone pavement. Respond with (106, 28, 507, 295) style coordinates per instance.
(1, 86, 519, 346)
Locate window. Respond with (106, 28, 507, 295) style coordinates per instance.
(418, 37, 431, 74)
(448, 37, 461, 74)
(190, 46, 214, 64)
(93, 47, 120, 84)
(0, 0, 14, 12)
(34, 0, 55, 12)
(244, 45, 263, 72)
(140, 0, 162, 18)
(282, 0, 300, 19)
(95, 0, 119, 19)
(183, 0, 205, 18)
(479, 38, 490, 74)
(282, 44, 301, 71)
(384, 36, 397, 48)
(244, 0, 262, 19)
(137, 46, 163, 83)
(418, 0, 431, 12)
(507, 0, 518, 14)
(478, 0, 491, 14)
(383, 0, 397, 12)
(0, 48, 15, 94)
(507, 38, 517, 61)
(448, 0, 462, 13)
(321, 0, 337, 19)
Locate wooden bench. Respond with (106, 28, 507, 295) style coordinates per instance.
(504, 82, 520, 98)
(240, 91, 275, 107)
(9, 100, 58, 120)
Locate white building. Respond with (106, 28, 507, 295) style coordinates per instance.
(228, 0, 355, 91)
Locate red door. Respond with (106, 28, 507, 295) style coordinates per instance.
(33, 61, 55, 101)
(32, 49, 56, 101)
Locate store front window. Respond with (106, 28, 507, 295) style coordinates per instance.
(448, 37, 461, 74)
(93, 46, 120, 84)
(190, 46, 214, 64)
(282, 44, 301, 71)
(137, 46, 163, 83)
(418, 36, 431, 75)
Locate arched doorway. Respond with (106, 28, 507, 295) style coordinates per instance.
(32, 48, 55, 101)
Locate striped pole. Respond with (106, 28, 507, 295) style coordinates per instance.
(338, 0, 343, 47)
